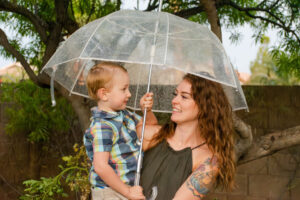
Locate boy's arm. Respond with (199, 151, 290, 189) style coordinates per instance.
(94, 152, 145, 199)
(136, 92, 159, 141)
(139, 92, 158, 125)
(142, 110, 158, 125)
(94, 152, 129, 195)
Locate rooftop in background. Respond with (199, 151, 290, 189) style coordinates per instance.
(0, 62, 28, 82)
(236, 70, 251, 85)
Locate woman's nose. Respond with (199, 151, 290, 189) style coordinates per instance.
(172, 95, 179, 104)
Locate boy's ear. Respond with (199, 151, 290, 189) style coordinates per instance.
(96, 88, 108, 101)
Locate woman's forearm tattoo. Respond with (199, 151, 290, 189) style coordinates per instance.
(186, 157, 217, 198)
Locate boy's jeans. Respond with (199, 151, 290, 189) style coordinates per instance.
(92, 187, 127, 200)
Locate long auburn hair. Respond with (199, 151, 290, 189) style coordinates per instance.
(150, 73, 235, 190)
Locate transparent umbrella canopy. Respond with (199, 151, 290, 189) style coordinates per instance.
(41, 9, 248, 112)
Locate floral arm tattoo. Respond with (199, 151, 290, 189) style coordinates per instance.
(186, 157, 218, 198)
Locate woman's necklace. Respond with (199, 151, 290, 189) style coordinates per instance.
(169, 136, 205, 150)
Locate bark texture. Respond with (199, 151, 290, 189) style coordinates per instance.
(238, 125, 300, 164)
(201, 0, 222, 42)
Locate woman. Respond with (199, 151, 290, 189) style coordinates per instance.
(140, 74, 235, 200)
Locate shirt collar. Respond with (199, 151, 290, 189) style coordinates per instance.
(91, 107, 122, 120)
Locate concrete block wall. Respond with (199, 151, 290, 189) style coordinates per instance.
(205, 86, 300, 200)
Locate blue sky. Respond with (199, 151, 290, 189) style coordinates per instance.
(0, 1, 279, 74)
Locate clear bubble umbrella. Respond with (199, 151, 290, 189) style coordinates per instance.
(41, 6, 248, 199)
(42, 9, 248, 112)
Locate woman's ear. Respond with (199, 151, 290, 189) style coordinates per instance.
(97, 88, 108, 101)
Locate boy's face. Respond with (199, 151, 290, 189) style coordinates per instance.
(105, 70, 131, 111)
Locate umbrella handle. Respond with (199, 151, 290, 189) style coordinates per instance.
(147, 186, 158, 200)
(50, 69, 56, 107)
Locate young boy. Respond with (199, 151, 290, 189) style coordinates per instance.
(84, 62, 157, 200)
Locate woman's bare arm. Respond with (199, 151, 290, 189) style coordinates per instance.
(136, 124, 161, 151)
(173, 157, 218, 200)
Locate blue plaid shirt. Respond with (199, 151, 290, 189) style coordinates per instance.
(84, 107, 141, 188)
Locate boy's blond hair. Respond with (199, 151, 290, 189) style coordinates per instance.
(86, 62, 127, 100)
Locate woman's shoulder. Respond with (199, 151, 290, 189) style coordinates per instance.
(192, 145, 218, 173)
(173, 150, 218, 200)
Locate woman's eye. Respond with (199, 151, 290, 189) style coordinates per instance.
(172, 92, 177, 96)
(182, 95, 188, 99)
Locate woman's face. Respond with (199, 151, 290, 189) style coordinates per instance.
(171, 79, 199, 125)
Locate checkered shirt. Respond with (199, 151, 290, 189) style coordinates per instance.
(84, 107, 141, 188)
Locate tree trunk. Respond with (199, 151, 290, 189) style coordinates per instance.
(56, 83, 91, 132)
(201, 0, 222, 42)
(38, 73, 91, 133)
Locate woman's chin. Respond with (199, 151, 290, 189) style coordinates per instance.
(171, 115, 180, 123)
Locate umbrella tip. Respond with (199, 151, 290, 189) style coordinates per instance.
(51, 100, 56, 107)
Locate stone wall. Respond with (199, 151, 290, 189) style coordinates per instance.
(0, 86, 300, 200)
(205, 86, 300, 200)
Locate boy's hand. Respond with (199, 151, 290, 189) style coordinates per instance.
(126, 186, 145, 200)
(140, 92, 154, 112)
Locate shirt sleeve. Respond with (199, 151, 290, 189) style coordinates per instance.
(128, 110, 142, 126)
(91, 121, 114, 152)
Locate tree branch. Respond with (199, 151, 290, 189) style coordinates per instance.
(233, 113, 253, 159)
(85, 0, 96, 25)
(145, 0, 159, 11)
(41, 0, 66, 66)
(174, 6, 205, 18)
(225, 0, 300, 44)
(238, 125, 300, 164)
(0, 28, 40, 85)
(0, 0, 48, 43)
(116, 0, 121, 10)
(60, 0, 79, 34)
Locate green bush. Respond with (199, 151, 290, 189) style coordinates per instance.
(0, 80, 75, 142)
(20, 144, 90, 200)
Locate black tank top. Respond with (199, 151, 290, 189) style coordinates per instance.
(141, 140, 205, 200)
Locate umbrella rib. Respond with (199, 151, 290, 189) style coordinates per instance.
(71, 91, 90, 98)
(106, 18, 153, 35)
(166, 36, 212, 40)
(126, 17, 152, 33)
(78, 57, 163, 65)
(167, 22, 208, 36)
(79, 17, 107, 58)
(232, 106, 249, 112)
(126, 106, 172, 113)
(229, 62, 249, 111)
(69, 60, 86, 95)
(44, 58, 80, 69)
(132, 65, 142, 112)
(163, 13, 170, 65)
(171, 65, 237, 88)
